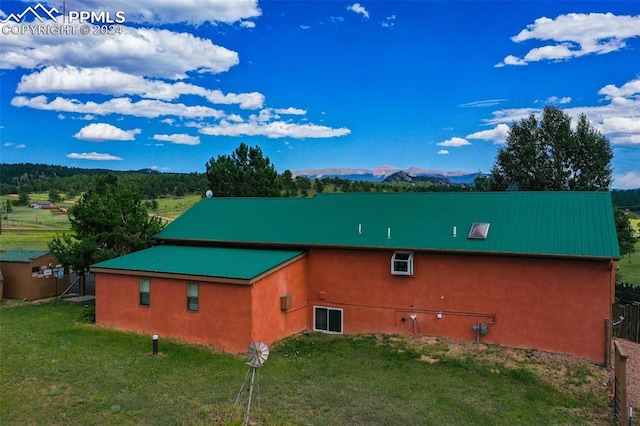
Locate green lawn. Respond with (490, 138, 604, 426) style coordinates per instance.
(618, 242, 640, 286)
(0, 301, 612, 425)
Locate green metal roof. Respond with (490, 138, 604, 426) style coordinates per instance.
(154, 192, 620, 259)
(91, 245, 304, 281)
(0, 250, 50, 263)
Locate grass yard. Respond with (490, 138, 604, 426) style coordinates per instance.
(151, 194, 202, 219)
(0, 301, 612, 425)
(618, 242, 640, 287)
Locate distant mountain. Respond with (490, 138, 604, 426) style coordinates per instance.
(383, 171, 452, 185)
(293, 165, 479, 184)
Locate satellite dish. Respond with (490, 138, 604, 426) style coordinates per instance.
(205, 190, 213, 198)
(246, 341, 269, 368)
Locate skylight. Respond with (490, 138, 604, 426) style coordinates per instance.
(468, 222, 490, 240)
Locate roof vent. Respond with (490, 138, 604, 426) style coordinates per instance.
(468, 222, 490, 240)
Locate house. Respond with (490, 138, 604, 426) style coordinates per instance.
(29, 201, 57, 209)
(0, 250, 70, 300)
(92, 192, 620, 363)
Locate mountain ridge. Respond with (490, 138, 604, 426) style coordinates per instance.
(293, 166, 478, 183)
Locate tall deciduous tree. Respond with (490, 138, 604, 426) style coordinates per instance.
(49, 175, 164, 276)
(491, 106, 613, 191)
(205, 143, 281, 197)
(614, 209, 636, 258)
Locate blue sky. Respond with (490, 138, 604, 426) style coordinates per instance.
(1, 0, 639, 188)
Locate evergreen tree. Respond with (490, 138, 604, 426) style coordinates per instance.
(49, 175, 164, 276)
(205, 143, 281, 197)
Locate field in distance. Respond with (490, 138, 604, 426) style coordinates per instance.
(0, 193, 202, 251)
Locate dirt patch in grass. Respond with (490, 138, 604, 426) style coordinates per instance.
(394, 334, 611, 409)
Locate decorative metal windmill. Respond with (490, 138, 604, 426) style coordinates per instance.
(231, 342, 269, 425)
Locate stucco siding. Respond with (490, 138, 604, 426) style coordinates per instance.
(251, 256, 308, 346)
(306, 248, 613, 363)
(95, 273, 253, 353)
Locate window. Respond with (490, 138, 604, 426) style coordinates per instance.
(391, 251, 413, 275)
(187, 282, 199, 312)
(468, 222, 490, 240)
(139, 278, 150, 306)
(314, 306, 343, 334)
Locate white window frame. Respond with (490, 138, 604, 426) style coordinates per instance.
(313, 306, 343, 334)
(391, 251, 414, 276)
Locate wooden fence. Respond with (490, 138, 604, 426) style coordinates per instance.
(614, 341, 630, 426)
(614, 283, 640, 344)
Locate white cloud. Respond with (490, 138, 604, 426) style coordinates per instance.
(460, 99, 507, 108)
(3, 142, 12, 147)
(66, 152, 123, 160)
(481, 77, 640, 146)
(437, 150, 449, 155)
(598, 78, 640, 100)
(497, 13, 640, 66)
(273, 107, 307, 115)
(544, 96, 572, 105)
(16, 144, 27, 148)
(161, 118, 175, 125)
(74, 123, 141, 141)
(199, 121, 351, 139)
(63, 0, 260, 25)
(436, 137, 471, 147)
(495, 55, 526, 67)
(381, 15, 396, 28)
(466, 123, 511, 144)
(348, 3, 369, 19)
(614, 171, 640, 189)
(0, 26, 239, 79)
(240, 20, 256, 28)
(300, 25, 311, 30)
(12, 95, 225, 119)
(17, 66, 265, 109)
(226, 114, 244, 123)
(484, 108, 540, 126)
(152, 133, 200, 145)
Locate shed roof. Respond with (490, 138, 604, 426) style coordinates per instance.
(0, 250, 50, 263)
(91, 245, 304, 283)
(155, 192, 620, 259)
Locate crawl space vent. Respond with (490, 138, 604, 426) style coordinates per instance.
(468, 222, 490, 240)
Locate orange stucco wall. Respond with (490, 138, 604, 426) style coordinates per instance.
(96, 274, 253, 353)
(96, 248, 614, 363)
(95, 256, 309, 353)
(251, 256, 308, 345)
(306, 249, 614, 363)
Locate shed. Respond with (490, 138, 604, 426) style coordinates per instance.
(0, 250, 70, 300)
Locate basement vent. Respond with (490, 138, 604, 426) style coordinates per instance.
(468, 222, 490, 240)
